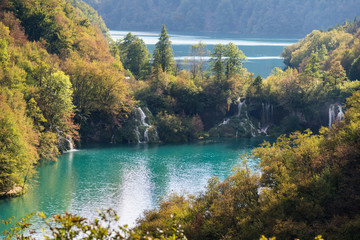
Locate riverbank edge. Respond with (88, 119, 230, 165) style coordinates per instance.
(0, 185, 24, 199)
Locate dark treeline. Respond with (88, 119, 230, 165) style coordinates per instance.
(84, 0, 359, 36)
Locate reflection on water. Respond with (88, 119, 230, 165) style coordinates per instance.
(0, 138, 269, 233)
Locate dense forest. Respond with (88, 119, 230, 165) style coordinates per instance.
(1, 0, 360, 197)
(1, 0, 360, 238)
(83, 0, 359, 36)
(0, 0, 134, 196)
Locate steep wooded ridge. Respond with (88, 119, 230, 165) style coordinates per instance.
(0, 0, 134, 196)
(84, 0, 359, 36)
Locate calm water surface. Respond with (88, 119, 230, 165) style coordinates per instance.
(0, 138, 269, 234)
(110, 30, 298, 77)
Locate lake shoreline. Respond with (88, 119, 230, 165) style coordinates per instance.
(0, 137, 266, 231)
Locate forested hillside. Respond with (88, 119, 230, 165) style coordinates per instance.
(1, 0, 360, 198)
(0, 0, 133, 196)
(83, 0, 359, 36)
(2, 0, 360, 238)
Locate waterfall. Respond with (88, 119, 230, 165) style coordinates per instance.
(329, 104, 345, 128)
(248, 120, 257, 137)
(135, 126, 141, 143)
(65, 135, 74, 151)
(219, 118, 230, 126)
(134, 107, 159, 143)
(237, 97, 246, 117)
(337, 105, 344, 121)
(56, 128, 76, 152)
(329, 105, 336, 128)
(138, 107, 150, 127)
(110, 134, 115, 144)
(144, 128, 149, 142)
(257, 125, 269, 136)
(259, 102, 272, 135)
(217, 97, 271, 137)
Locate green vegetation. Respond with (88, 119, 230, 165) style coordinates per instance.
(1, 0, 360, 196)
(1, 0, 360, 238)
(134, 91, 360, 239)
(116, 19, 360, 142)
(83, 0, 359, 36)
(153, 25, 176, 74)
(0, 0, 134, 196)
(111, 32, 150, 79)
(2, 209, 188, 239)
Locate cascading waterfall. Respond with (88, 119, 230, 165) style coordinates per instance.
(144, 128, 150, 142)
(135, 126, 141, 143)
(134, 107, 159, 143)
(329, 104, 345, 128)
(56, 128, 76, 152)
(236, 98, 258, 137)
(337, 105, 344, 121)
(110, 135, 115, 144)
(138, 107, 150, 127)
(217, 97, 271, 137)
(219, 118, 230, 126)
(259, 102, 273, 135)
(261, 102, 272, 126)
(257, 124, 269, 135)
(237, 97, 246, 117)
(65, 135, 74, 151)
(329, 105, 336, 128)
(237, 98, 269, 136)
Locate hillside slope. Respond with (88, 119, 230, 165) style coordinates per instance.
(84, 0, 359, 36)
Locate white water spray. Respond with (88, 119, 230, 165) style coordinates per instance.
(134, 107, 159, 143)
(329, 104, 345, 128)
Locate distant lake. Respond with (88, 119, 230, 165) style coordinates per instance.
(110, 30, 298, 77)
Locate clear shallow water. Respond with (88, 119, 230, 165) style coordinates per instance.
(110, 30, 298, 77)
(0, 138, 269, 234)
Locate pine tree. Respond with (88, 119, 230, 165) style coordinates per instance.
(153, 25, 175, 74)
(210, 44, 225, 81)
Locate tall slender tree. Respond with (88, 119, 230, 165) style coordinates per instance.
(153, 25, 175, 74)
(210, 44, 225, 81)
(224, 42, 246, 79)
(190, 41, 209, 80)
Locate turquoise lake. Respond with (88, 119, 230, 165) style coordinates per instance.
(0, 138, 269, 234)
(110, 30, 298, 77)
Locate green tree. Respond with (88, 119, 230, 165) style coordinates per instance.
(224, 42, 246, 79)
(190, 41, 209, 80)
(38, 71, 74, 130)
(0, 90, 38, 195)
(210, 44, 225, 81)
(304, 53, 321, 78)
(326, 60, 346, 85)
(153, 24, 175, 74)
(118, 33, 150, 78)
(350, 56, 360, 81)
